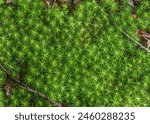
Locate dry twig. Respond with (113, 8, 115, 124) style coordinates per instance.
(0, 63, 62, 107)
(122, 31, 150, 53)
(113, 23, 150, 53)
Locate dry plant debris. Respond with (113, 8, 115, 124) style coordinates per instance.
(4, 83, 11, 97)
(6, 0, 13, 4)
(128, 0, 140, 8)
(44, 0, 51, 6)
(136, 30, 150, 49)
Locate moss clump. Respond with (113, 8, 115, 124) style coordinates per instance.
(0, 0, 150, 106)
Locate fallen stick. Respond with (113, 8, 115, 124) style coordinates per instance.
(0, 63, 62, 107)
(113, 23, 150, 53)
(18, 84, 62, 107)
(122, 31, 150, 53)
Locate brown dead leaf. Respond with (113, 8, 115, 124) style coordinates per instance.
(4, 83, 11, 97)
(6, 0, 13, 4)
(136, 30, 150, 40)
(136, 30, 150, 49)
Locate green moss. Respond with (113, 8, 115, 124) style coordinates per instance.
(0, 0, 150, 107)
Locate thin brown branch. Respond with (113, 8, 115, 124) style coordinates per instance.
(113, 23, 150, 53)
(122, 31, 150, 53)
(0, 64, 11, 76)
(0, 63, 62, 107)
(18, 84, 62, 107)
